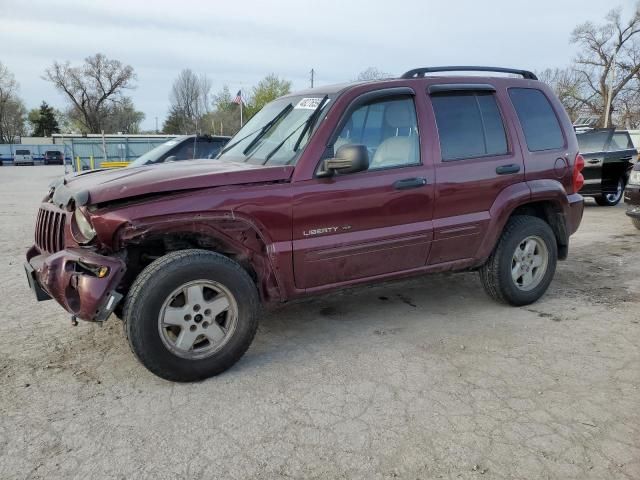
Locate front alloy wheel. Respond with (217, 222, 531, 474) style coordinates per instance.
(124, 249, 260, 382)
(158, 280, 238, 360)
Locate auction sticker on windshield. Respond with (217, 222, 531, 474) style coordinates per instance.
(295, 98, 328, 109)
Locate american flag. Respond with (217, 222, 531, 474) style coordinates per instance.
(233, 90, 244, 105)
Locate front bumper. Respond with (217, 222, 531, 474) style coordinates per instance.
(25, 246, 126, 322)
(624, 184, 640, 218)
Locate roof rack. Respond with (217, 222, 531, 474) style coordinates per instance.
(400, 66, 538, 81)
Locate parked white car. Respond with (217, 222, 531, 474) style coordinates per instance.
(14, 149, 34, 166)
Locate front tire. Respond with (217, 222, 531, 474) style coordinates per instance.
(595, 177, 624, 206)
(123, 249, 260, 382)
(480, 216, 557, 306)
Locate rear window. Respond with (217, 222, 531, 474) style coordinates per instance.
(431, 92, 508, 161)
(576, 130, 609, 153)
(610, 132, 633, 151)
(509, 88, 564, 151)
(15, 150, 30, 155)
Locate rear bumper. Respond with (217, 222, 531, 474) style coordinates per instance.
(566, 193, 584, 236)
(25, 246, 125, 322)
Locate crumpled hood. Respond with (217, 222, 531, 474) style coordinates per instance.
(51, 159, 294, 207)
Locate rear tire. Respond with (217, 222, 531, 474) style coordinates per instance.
(632, 218, 640, 230)
(123, 249, 260, 382)
(480, 216, 557, 306)
(595, 177, 624, 206)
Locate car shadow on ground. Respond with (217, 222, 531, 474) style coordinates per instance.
(227, 270, 505, 376)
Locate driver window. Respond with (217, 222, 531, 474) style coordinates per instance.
(334, 96, 420, 170)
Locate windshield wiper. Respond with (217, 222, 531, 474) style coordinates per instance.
(263, 96, 329, 164)
(242, 103, 293, 156)
(216, 105, 293, 158)
(263, 123, 306, 163)
(217, 126, 264, 157)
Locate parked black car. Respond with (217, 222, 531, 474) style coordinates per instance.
(624, 163, 640, 229)
(577, 129, 637, 206)
(43, 150, 64, 165)
(128, 135, 231, 168)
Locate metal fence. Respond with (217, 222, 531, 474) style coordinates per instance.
(0, 143, 71, 165)
(0, 134, 176, 171)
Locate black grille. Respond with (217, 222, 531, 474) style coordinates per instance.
(35, 207, 66, 253)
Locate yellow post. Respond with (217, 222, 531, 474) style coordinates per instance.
(76, 156, 81, 172)
(90, 155, 95, 170)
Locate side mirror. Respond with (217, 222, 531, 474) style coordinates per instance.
(164, 155, 177, 163)
(319, 144, 369, 177)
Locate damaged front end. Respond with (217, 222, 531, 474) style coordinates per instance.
(25, 187, 127, 322)
(26, 246, 126, 322)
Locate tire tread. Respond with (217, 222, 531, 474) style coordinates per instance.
(479, 215, 557, 306)
(123, 249, 259, 382)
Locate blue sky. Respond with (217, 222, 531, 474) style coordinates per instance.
(0, 0, 634, 131)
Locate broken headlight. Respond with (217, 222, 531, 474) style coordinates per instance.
(71, 208, 96, 244)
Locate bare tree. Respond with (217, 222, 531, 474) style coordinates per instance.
(167, 69, 211, 133)
(0, 62, 26, 143)
(571, 4, 640, 126)
(537, 68, 586, 121)
(102, 98, 145, 134)
(44, 53, 137, 133)
(0, 97, 26, 143)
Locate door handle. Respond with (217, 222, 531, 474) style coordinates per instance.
(495, 164, 521, 175)
(393, 177, 427, 190)
(587, 159, 600, 164)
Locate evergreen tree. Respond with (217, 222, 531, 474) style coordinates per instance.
(30, 101, 60, 136)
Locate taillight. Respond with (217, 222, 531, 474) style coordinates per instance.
(573, 153, 585, 193)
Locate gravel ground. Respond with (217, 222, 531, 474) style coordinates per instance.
(0, 165, 639, 480)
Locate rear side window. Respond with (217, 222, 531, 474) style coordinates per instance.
(610, 132, 633, 151)
(431, 92, 508, 161)
(576, 130, 609, 153)
(509, 88, 564, 151)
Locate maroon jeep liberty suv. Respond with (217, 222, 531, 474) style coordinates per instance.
(26, 66, 585, 381)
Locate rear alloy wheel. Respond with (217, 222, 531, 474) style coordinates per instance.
(510, 236, 549, 291)
(480, 215, 557, 306)
(123, 249, 259, 382)
(595, 177, 624, 206)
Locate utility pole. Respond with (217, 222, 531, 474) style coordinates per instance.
(310, 68, 315, 88)
(155, 116, 158, 134)
(603, 52, 616, 128)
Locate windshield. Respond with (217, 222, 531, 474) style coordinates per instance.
(129, 138, 183, 167)
(218, 95, 332, 166)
